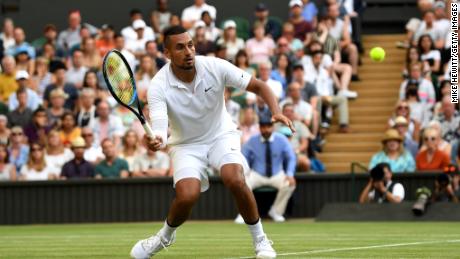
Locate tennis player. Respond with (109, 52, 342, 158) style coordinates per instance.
(130, 26, 295, 259)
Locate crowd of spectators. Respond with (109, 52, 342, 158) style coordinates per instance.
(0, 0, 368, 181)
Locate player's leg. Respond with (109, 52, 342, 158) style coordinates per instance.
(234, 170, 268, 223)
(166, 178, 201, 227)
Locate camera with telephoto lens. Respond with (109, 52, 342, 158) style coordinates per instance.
(412, 187, 432, 216)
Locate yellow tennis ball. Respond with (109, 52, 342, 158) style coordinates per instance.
(370, 47, 385, 62)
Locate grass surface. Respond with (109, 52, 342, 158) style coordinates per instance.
(0, 220, 459, 258)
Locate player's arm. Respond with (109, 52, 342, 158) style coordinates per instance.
(246, 78, 295, 132)
(145, 83, 168, 151)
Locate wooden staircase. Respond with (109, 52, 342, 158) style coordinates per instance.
(317, 34, 406, 173)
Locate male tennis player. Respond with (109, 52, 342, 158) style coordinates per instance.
(130, 26, 295, 259)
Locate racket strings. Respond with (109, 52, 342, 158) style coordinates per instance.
(105, 53, 136, 106)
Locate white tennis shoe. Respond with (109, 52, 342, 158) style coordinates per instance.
(254, 234, 276, 259)
(130, 232, 176, 259)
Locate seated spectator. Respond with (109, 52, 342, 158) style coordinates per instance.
(81, 127, 104, 164)
(278, 103, 311, 172)
(434, 96, 460, 143)
(47, 88, 70, 127)
(246, 22, 276, 65)
(45, 129, 74, 174)
(19, 142, 58, 181)
(393, 116, 419, 159)
(412, 10, 444, 47)
(216, 20, 245, 62)
(6, 27, 36, 59)
(7, 87, 33, 128)
(145, 40, 166, 69)
(8, 70, 41, 111)
(0, 143, 16, 181)
(114, 33, 137, 72)
(433, 80, 451, 117)
(404, 82, 431, 129)
(7, 126, 29, 172)
(61, 137, 95, 179)
(32, 24, 63, 57)
(82, 69, 111, 103)
(59, 112, 81, 147)
(125, 20, 151, 59)
(0, 115, 9, 144)
(280, 23, 304, 58)
(131, 145, 170, 177)
(95, 24, 115, 57)
(359, 163, 405, 203)
(119, 129, 145, 172)
(416, 127, 450, 171)
(44, 61, 78, 110)
(93, 100, 124, 149)
(403, 47, 430, 79)
(150, 0, 172, 36)
(192, 21, 216, 56)
(200, 11, 221, 42)
(236, 116, 296, 223)
(421, 121, 452, 157)
(258, 61, 283, 100)
(273, 37, 297, 67)
(57, 10, 83, 52)
(75, 88, 97, 128)
(1, 18, 15, 50)
(181, 0, 217, 30)
(14, 47, 34, 76)
(233, 50, 256, 106)
(279, 82, 313, 127)
(225, 87, 240, 125)
(121, 9, 155, 43)
(432, 170, 459, 202)
(30, 57, 53, 97)
(288, 0, 313, 42)
(0, 56, 19, 102)
(270, 53, 291, 92)
(95, 138, 129, 179)
(252, 3, 282, 40)
(418, 34, 441, 75)
(135, 55, 157, 101)
(240, 107, 259, 144)
(80, 37, 102, 69)
(369, 129, 416, 173)
(65, 49, 87, 88)
(388, 100, 420, 142)
(24, 107, 51, 146)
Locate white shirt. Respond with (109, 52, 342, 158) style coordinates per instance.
(368, 181, 405, 202)
(120, 48, 137, 72)
(181, 3, 217, 23)
(126, 38, 148, 54)
(421, 50, 441, 61)
(304, 65, 333, 97)
(301, 54, 333, 70)
(121, 25, 155, 42)
(262, 78, 283, 100)
(279, 97, 313, 122)
(20, 165, 58, 181)
(132, 151, 170, 172)
(66, 66, 88, 86)
(148, 56, 252, 146)
(84, 146, 105, 163)
(45, 149, 74, 175)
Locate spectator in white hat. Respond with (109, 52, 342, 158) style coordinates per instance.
(126, 19, 150, 59)
(288, 0, 313, 41)
(121, 9, 155, 42)
(216, 20, 245, 62)
(8, 70, 42, 111)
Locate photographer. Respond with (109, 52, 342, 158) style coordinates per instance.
(431, 165, 459, 203)
(359, 163, 405, 204)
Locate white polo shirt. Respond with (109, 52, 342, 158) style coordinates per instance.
(147, 56, 252, 146)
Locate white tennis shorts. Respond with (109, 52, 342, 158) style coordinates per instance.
(169, 130, 249, 192)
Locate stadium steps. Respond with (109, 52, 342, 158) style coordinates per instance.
(317, 34, 405, 173)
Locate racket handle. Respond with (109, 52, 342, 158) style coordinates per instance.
(142, 122, 154, 137)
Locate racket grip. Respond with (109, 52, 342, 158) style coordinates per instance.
(142, 122, 154, 137)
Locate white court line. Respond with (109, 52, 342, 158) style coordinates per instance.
(225, 239, 460, 259)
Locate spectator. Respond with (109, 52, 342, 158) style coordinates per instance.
(418, 34, 441, 74)
(0, 56, 18, 102)
(14, 46, 35, 76)
(95, 24, 115, 57)
(131, 144, 170, 177)
(279, 82, 313, 127)
(273, 37, 296, 66)
(65, 49, 88, 88)
(279, 103, 311, 172)
(19, 142, 58, 181)
(216, 20, 245, 62)
(114, 33, 137, 72)
(60, 137, 95, 179)
(150, 0, 172, 35)
(246, 22, 276, 65)
(30, 57, 53, 97)
(422, 121, 452, 157)
(280, 23, 304, 57)
(301, 0, 318, 26)
(46, 88, 70, 127)
(403, 46, 430, 79)
(135, 55, 157, 101)
(57, 10, 84, 51)
(24, 107, 50, 144)
(6, 27, 36, 59)
(432, 170, 459, 202)
(235, 50, 256, 77)
(236, 116, 296, 223)
(404, 82, 431, 129)
(32, 24, 62, 57)
(80, 37, 102, 69)
(399, 62, 436, 106)
(59, 112, 81, 147)
(93, 100, 124, 148)
(76, 88, 97, 128)
(95, 138, 129, 179)
(433, 81, 451, 117)
(45, 129, 74, 174)
(7, 126, 29, 172)
(126, 20, 151, 59)
(412, 10, 444, 47)
(7, 87, 33, 128)
(0, 143, 16, 181)
(145, 40, 166, 69)
(416, 127, 450, 171)
(69, 26, 92, 55)
(369, 129, 416, 173)
(288, 0, 313, 42)
(393, 116, 419, 159)
(359, 163, 405, 203)
(388, 100, 420, 142)
(8, 70, 42, 111)
(240, 107, 259, 144)
(434, 96, 460, 143)
(0, 18, 15, 50)
(81, 127, 104, 164)
(82, 69, 110, 102)
(258, 61, 283, 100)
(44, 61, 78, 110)
(119, 129, 145, 172)
(252, 3, 282, 40)
(41, 42, 61, 62)
(193, 21, 216, 56)
(0, 115, 10, 144)
(270, 53, 291, 92)
(181, 0, 217, 30)
(121, 9, 155, 43)
(198, 11, 220, 43)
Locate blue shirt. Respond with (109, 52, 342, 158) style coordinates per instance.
(369, 150, 416, 173)
(8, 144, 29, 172)
(242, 133, 297, 177)
(302, 2, 318, 23)
(270, 70, 288, 94)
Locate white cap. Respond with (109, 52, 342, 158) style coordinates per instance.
(15, 70, 29, 80)
(289, 0, 303, 8)
(223, 20, 237, 30)
(194, 20, 206, 29)
(132, 19, 146, 30)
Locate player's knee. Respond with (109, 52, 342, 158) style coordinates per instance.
(223, 174, 247, 191)
(176, 190, 200, 206)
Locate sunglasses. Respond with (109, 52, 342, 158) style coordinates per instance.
(424, 136, 436, 142)
(397, 106, 409, 110)
(11, 132, 23, 136)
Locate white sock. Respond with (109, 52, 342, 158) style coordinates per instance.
(158, 220, 177, 240)
(247, 218, 265, 242)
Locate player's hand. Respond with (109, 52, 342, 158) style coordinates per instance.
(144, 135, 163, 151)
(285, 176, 296, 186)
(272, 113, 296, 133)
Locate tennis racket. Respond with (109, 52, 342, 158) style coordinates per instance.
(102, 49, 154, 137)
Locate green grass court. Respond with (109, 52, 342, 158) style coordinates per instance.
(0, 220, 459, 258)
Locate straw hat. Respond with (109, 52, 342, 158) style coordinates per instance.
(394, 116, 408, 126)
(71, 137, 86, 148)
(382, 129, 403, 143)
(50, 88, 69, 99)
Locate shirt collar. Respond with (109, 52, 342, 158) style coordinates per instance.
(260, 134, 275, 143)
(167, 60, 204, 89)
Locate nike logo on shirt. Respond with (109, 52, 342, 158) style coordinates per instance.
(205, 87, 213, 92)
